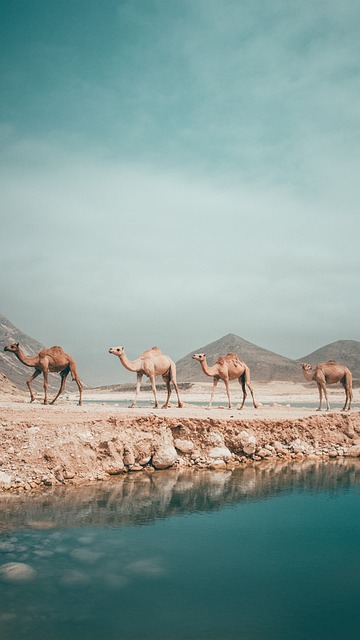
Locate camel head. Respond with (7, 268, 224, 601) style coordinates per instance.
(301, 363, 312, 372)
(192, 353, 206, 362)
(4, 342, 20, 353)
(109, 346, 125, 357)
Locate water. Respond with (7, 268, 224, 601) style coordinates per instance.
(1, 460, 360, 640)
(83, 398, 359, 410)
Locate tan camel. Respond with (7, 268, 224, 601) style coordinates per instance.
(3, 343, 83, 406)
(301, 361, 353, 411)
(192, 352, 258, 409)
(109, 346, 183, 408)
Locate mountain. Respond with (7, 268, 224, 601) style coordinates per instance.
(298, 340, 360, 386)
(176, 333, 303, 383)
(0, 314, 56, 392)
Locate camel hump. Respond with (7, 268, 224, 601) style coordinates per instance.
(141, 346, 163, 358)
(38, 346, 62, 356)
(216, 353, 240, 365)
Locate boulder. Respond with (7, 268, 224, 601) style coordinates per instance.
(174, 439, 194, 454)
(208, 446, 232, 461)
(347, 445, 360, 458)
(209, 459, 227, 470)
(152, 444, 178, 470)
(238, 430, 256, 455)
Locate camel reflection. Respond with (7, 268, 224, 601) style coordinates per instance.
(1, 459, 360, 533)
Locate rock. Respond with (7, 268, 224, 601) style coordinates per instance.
(0, 472, 12, 487)
(238, 431, 256, 455)
(208, 446, 232, 461)
(272, 440, 288, 454)
(63, 469, 76, 480)
(257, 448, 273, 458)
(347, 445, 360, 458)
(174, 439, 194, 454)
(289, 439, 311, 454)
(104, 463, 125, 475)
(152, 444, 178, 470)
(123, 448, 135, 467)
(209, 459, 227, 470)
(0, 562, 37, 583)
(343, 425, 355, 439)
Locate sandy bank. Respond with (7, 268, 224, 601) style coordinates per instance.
(0, 387, 360, 494)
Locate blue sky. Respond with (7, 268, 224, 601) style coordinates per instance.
(1, 0, 359, 385)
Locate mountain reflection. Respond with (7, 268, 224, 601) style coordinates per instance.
(1, 459, 360, 532)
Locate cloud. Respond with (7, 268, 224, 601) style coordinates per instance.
(0, 1, 359, 383)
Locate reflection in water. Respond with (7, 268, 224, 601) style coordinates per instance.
(0, 460, 360, 640)
(1, 458, 360, 531)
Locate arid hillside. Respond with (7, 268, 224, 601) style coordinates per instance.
(176, 333, 303, 383)
(298, 340, 360, 386)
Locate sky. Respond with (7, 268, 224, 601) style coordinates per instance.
(1, 0, 359, 386)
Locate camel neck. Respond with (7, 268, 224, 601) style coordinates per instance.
(302, 368, 314, 382)
(14, 347, 38, 368)
(200, 359, 216, 377)
(119, 352, 139, 373)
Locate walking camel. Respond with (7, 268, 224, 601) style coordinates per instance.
(192, 352, 258, 409)
(109, 346, 183, 408)
(3, 343, 83, 405)
(301, 361, 353, 411)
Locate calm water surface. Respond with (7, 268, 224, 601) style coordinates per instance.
(1, 460, 360, 640)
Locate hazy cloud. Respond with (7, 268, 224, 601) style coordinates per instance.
(0, 1, 359, 384)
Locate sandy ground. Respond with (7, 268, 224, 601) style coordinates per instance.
(0, 382, 359, 494)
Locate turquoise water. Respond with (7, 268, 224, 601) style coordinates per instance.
(1, 461, 360, 640)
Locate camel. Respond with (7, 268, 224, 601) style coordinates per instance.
(192, 352, 258, 409)
(301, 361, 353, 411)
(109, 346, 183, 409)
(3, 343, 83, 406)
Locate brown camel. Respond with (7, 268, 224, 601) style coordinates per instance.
(192, 352, 258, 409)
(109, 346, 183, 409)
(3, 343, 83, 406)
(301, 361, 353, 411)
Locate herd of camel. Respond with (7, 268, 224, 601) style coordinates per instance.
(3, 342, 354, 412)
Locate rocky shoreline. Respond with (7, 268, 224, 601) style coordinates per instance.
(0, 402, 360, 494)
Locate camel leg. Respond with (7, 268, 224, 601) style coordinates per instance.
(342, 382, 352, 411)
(75, 377, 83, 406)
(130, 373, 142, 408)
(316, 383, 323, 411)
(323, 384, 330, 411)
(237, 377, 247, 409)
(169, 363, 183, 408)
(50, 370, 68, 405)
(27, 369, 41, 403)
(43, 370, 49, 405)
(224, 378, 231, 409)
(149, 375, 159, 408)
(69, 363, 83, 406)
(247, 382, 258, 408)
(208, 377, 219, 408)
(161, 372, 171, 408)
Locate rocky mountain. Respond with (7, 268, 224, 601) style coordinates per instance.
(175, 333, 303, 383)
(0, 314, 56, 392)
(298, 340, 360, 386)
